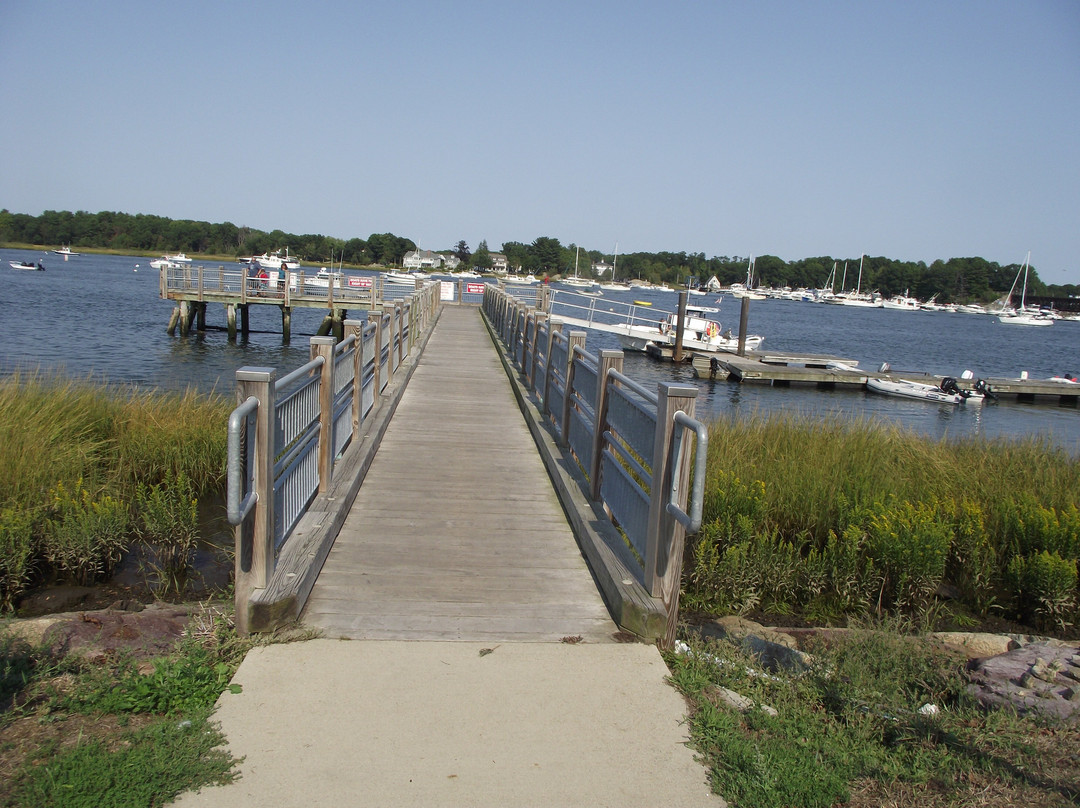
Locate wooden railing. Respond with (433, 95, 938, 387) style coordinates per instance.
(226, 282, 441, 633)
(482, 285, 707, 648)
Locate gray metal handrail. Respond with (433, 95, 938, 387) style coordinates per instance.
(227, 395, 260, 525)
(667, 410, 708, 534)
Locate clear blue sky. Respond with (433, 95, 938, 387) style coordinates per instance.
(2, 1, 1077, 283)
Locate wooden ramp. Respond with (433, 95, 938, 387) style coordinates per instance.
(301, 306, 619, 642)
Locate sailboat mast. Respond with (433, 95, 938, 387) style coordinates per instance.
(613, 242, 618, 281)
(856, 254, 864, 295)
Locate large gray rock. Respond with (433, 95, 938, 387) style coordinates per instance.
(932, 631, 1020, 659)
(967, 641, 1080, 721)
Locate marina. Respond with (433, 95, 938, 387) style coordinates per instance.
(0, 249, 1077, 452)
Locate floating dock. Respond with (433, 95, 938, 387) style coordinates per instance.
(690, 352, 1079, 406)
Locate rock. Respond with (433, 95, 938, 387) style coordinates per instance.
(1031, 657, 1064, 684)
(932, 632, 1020, 659)
(967, 641, 1080, 721)
(693, 617, 813, 673)
(709, 685, 778, 717)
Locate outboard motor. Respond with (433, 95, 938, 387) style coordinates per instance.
(940, 377, 961, 396)
(974, 378, 998, 401)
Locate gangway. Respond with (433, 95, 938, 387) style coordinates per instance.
(543, 288, 670, 345)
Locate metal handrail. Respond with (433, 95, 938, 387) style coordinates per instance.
(666, 410, 708, 534)
(227, 396, 260, 525)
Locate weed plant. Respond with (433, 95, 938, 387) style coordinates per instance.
(668, 624, 1080, 807)
(687, 412, 1080, 630)
(0, 609, 248, 807)
(0, 373, 231, 609)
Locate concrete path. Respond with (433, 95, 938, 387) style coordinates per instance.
(175, 639, 722, 807)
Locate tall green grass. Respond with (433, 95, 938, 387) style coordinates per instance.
(0, 372, 232, 609)
(687, 412, 1080, 629)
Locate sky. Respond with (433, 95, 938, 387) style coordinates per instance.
(1, 1, 1078, 283)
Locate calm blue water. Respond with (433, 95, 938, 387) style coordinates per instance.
(2, 249, 1078, 453)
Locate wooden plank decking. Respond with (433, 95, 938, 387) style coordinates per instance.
(300, 306, 619, 641)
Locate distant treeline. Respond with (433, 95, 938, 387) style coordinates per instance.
(2, 208, 1075, 303)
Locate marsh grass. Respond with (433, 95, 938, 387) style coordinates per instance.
(689, 412, 1080, 627)
(0, 372, 231, 608)
(668, 624, 1080, 808)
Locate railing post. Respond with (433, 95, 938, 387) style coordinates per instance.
(368, 308, 384, 392)
(310, 337, 336, 493)
(530, 312, 547, 391)
(561, 332, 586, 448)
(589, 350, 623, 500)
(542, 317, 563, 415)
(234, 367, 276, 636)
(645, 383, 699, 650)
(345, 319, 364, 434)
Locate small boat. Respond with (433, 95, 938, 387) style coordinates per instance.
(165, 252, 192, 263)
(149, 256, 184, 270)
(9, 260, 45, 271)
(240, 248, 301, 271)
(866, 376, 987, 404)
(53, 246, 79, 258)
(616, 304, 764, 355)
(633, 300, 652, 306)
(385, 270, 422, 284)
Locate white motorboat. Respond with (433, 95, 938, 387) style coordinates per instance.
(882, 291, 921, 311)
(165, 252, 192, 263)
(504, 274, 539, 285)
(866, 376, 986, 404)
(243, 248, 301, 271)
(53, 246, 79, 257)
(384, 270, 422, 284)
(615, 304, 764, 355)
(149, 256, 184, 270)
(9, 260, 45, 271)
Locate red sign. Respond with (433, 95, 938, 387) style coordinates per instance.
(348, 276, 373, 288)
(466, 283, 486, 294)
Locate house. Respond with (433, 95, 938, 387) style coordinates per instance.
(592, 260, 612, 277)
(490, 253, 509, 273)
(402, 250, 442, 270)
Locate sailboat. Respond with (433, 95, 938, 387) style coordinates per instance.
(830, 254, 879, 307)
(729, 255, 766, 299)
(564, 245, 597, 289)
(600, 242, 631, 291)
(998, 252, 1052, 326)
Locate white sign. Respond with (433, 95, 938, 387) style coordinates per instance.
(440, 281, 456, 301)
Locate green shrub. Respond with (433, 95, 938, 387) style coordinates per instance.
(1005, 551, 1078, 631)
(864, 500, 953, 613)
(947, 499, 999, 614)
(134, 470, 200, 595)
(43, 480, 130, 586)
(0, 507, 36, 611)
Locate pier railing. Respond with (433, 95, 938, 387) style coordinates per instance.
(482, 285, 707, 648)
(226, 282, 440, 633)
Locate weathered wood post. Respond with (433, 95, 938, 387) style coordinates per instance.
(542, 317, 563, 415)
(530, 312, 548, 392)
(234, 367, 276, 636)
(560, 331, 586, 448)
(589, 350, 624, 500)
(167, 306, 180, 336)
(227, 304, 237, 341)
(367, 309, 384, 395)
(737, 296, 751, 356)
(179, 301, 192, 337)
(196, 302, 207, 332)
(673, 290, 688, 363)
(645, 382, 699, 650)
(345, 319, 364, 434)
(310, 337, 336, 493)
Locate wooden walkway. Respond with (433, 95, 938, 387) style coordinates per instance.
(301, 306, 619, 642)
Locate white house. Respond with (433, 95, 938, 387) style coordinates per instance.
(592, 260, 612, 277)
(403, 250, 464, 271)
(490, 253, 509, 273)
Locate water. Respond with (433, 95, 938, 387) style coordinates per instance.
(2, 249, 1078, 453)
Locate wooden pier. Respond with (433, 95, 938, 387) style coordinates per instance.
(159, 264, 449, 342)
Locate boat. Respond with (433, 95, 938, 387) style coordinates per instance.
(599, 242, 631, 291)
(53, 246, 79, 258)
(881, 290, 921, 311)
(243, 248, 301, 271)
(503, 274, 539, 285)
(998, 252, 1053, 326)
(633, 300, 653, 306)
(149, 256, 185, 270)
(9, 260, 45, 271)
(385, 270, 422, 284)
(866, 376, 987, 404)
(165, 252, 192, 263)
(615, 304, 764, 355)
(729, 257, 767, 299)
(564, 246, 598, 288)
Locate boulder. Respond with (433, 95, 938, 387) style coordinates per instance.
(932, 632, 1020, 659)
(693, 616, 813, 673)
(967, 641, 1080, 721)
